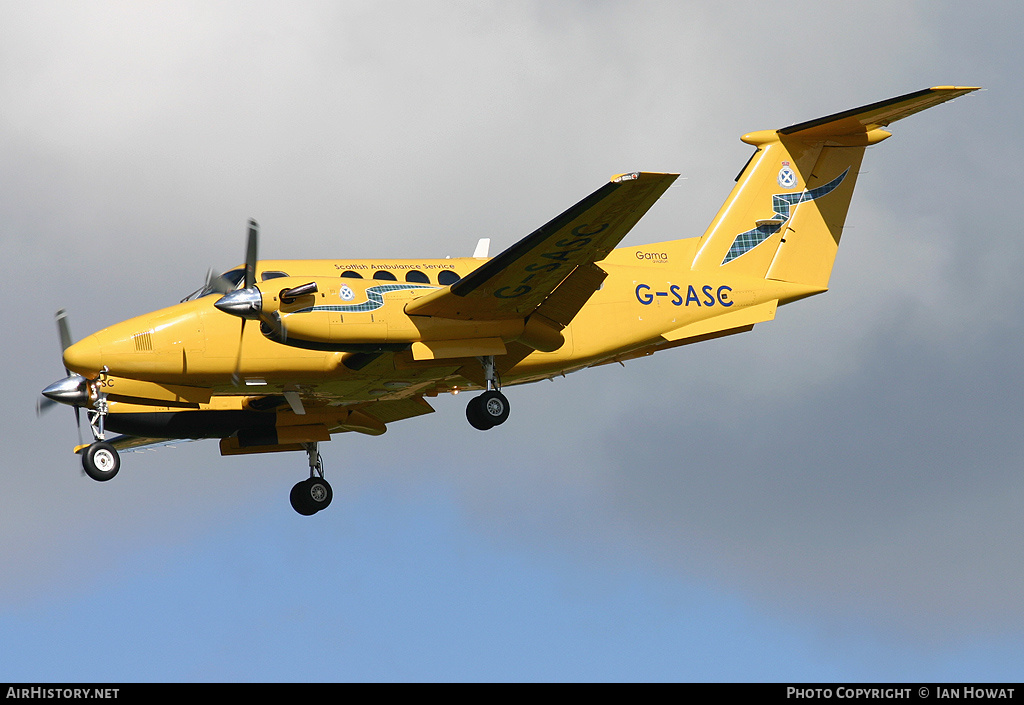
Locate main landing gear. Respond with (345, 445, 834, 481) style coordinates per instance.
(290, 442, 333, 516)
(466, 355, 510, 431)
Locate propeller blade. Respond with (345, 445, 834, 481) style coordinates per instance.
(204, 268, 235, 295)
(56, 309, 73, 374)
(56, 308, 73, 352)
(41, 307, 87, 450)
(37, 396, 58, 416)
(244, 219, 259, 290)
(231, 319, 247, 386)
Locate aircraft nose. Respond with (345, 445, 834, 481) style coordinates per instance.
(62, 335, 103, 377)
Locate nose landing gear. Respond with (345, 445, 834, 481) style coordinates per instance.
(79, 368, 120, 481)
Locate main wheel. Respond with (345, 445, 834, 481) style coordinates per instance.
(82, 442, 120, 482)
(466, 391, 510, 430)
(307, 477, 333, 510)
(290, 477, 333, 515)
(466, 395, 492, 430)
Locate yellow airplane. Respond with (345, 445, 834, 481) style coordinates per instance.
(40, 86, 977, 515)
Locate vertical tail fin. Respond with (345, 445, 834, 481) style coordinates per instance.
(690, 87, 979, 289)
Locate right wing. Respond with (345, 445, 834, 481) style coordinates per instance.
(406, 171, 678, 321)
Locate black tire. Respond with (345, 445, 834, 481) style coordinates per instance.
(290, 480, 317, 515)
(466, 395, 494, 430)
(289, 477, 333, 515)
(467, 391, 510, 430)
(82, 442, 120, 482)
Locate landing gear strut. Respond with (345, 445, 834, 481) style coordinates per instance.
(81, 368, 120, 482)
(466, 355, 510, 431)
(290, 442, 333, 515)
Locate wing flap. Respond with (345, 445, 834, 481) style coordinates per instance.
(411, 337, 506, 361)
(358, 396, 435, 425)
(531, 261, 608, 328)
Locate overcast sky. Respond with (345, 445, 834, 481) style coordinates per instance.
(2, 0, 1022, 682)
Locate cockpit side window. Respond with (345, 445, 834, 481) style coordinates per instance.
(220, 268, 247, 288)
(182, 267, 247, 302)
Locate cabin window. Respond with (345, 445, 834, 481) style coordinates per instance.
(405, 270, 430, 283)
(373, 270, 397, 281)
(340, 270, 363, 279)
(438, 269, 460, 285)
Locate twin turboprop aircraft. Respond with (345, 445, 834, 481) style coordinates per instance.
(40, 86, 977, 515)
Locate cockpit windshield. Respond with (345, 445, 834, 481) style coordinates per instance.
(180, 267, 247, 302)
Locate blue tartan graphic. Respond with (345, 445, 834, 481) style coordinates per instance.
(721, 168, 849, 265)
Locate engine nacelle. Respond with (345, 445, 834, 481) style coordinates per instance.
(250, 277, 527, 352)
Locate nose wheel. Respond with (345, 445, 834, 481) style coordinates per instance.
(81, 441, 120, 481)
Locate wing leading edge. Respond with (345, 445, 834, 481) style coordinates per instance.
(405, 171, 678, 321)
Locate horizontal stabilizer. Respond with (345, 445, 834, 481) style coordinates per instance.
(777, 86, 979, 141)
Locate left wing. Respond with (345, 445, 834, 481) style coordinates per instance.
(406, 171, 678, 321)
